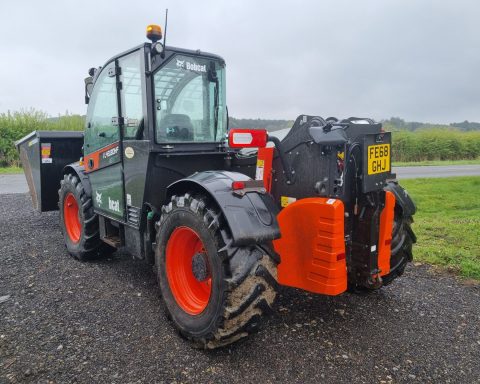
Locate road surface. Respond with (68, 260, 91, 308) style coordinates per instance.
(0, 193, 479, 383)
(393, 164, 480, 179)
(1, 165, 480, 194)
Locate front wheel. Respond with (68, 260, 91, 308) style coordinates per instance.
(155, 193, 278, 349)
(58, 173, 106, 261)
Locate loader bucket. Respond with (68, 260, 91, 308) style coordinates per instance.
(15, 131, 84, 212)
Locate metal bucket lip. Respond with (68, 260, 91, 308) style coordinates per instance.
(15, 130, 84, 148)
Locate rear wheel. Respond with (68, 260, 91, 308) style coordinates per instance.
(381, 207, 415, 285)
(155, 193, 278, 349)
(58, 173, 106, 261)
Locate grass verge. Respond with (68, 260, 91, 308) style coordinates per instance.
(393, 158, 480, 167)
(401, 176, 480, 280)
(0, 166, 23, 174)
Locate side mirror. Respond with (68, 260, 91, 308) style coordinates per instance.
(228, 129, 267, 148)
(84, 76, 94, 104)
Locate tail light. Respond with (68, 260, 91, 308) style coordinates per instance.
(228, 129, 267, 148)
(231, 181, 246, 190)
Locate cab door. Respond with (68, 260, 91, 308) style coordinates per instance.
(84, 61, 125, 220)
(118, 49, 149, 227)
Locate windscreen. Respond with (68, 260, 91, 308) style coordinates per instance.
(153, 55, 226, 143)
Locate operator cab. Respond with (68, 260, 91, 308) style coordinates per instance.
(81, 25, 229, 223)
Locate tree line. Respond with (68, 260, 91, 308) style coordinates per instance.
(1, 110, 479, 167)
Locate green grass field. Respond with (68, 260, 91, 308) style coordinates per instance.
(0, 166, 22, 174)
(401, 176, 480, 280)
(393, 158, 480, 167)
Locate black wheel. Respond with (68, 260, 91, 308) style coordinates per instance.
(155, 193, 278, 349)
(58, 173, 108, 261)
(348, 200, 416, 293)
(381, 207, 416, 285)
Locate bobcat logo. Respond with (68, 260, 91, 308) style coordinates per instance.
(95, 191, 103, 206)
(176, 59, 185, 68)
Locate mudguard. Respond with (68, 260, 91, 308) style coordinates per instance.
(167, 171, 281, 247)
(63, 162, 92, 197)
(385, 181, 416, 217)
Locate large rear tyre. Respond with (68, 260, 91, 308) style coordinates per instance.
(58, 173, 106, 261)
(381, 207, 416, 285)
(155, 193, 278, 349)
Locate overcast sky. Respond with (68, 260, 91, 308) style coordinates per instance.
(1, 0, 479, 123)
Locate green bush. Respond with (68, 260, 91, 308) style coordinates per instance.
(391, 129, 480, 162)
(0, 109, 84, 167)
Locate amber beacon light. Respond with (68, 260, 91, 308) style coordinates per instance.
(146, 24, 163, 42)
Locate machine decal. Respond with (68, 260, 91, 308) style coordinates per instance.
(84, 142, 120, 172)
(41, 143, 52, 164)
(102, 146, 119, 159)
(280, 196, 297, 208)
(176, 58, 206, 73)
(124, 147, 135, 159)
(95, 191, 103, 205)
(126, 193, 132, 206)
(255, 159, 264, 180)
(108, 197, 121, 212)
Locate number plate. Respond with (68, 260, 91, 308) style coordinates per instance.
(367, 144, 390, 175)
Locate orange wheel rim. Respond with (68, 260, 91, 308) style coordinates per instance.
(166, 226, 212, 315)
(64, 192, 81, 243)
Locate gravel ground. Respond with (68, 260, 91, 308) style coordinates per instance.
(1, 193, 479, 384)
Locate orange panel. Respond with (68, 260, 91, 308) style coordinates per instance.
(84, 142, 119, 173)
(378, 191, 396, 276)
(256, 147, 274, 192)
(274, 198, 347, 296)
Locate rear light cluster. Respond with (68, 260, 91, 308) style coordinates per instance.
(228, 129, 268, 148)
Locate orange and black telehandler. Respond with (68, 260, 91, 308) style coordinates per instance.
(16, 24, 416, 348)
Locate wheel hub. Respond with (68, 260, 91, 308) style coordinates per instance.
(165, 226, 212, 315)
(192, 252, 209, 282)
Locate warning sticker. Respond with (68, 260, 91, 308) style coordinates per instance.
(326, 198, 336, 205)
(280, 196, 297, 208)
(255, 159, 265, 180)
(41, 143, 52, 164)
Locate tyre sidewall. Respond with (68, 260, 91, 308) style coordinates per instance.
(156, 208, 228, 338)
(59, 175, 88, 259)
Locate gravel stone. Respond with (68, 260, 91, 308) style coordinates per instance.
(1, 193, 479, 383)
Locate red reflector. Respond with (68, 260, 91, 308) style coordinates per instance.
(232, 181, 245, 190)
(336, 252, 346, 261)
(385, 239, 392, 246)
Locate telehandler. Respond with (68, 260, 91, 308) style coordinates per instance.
(16, 24, 416, 349)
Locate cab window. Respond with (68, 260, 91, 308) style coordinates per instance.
(119, 51, 145, 140)
(153, 54, 226, 143)
(84, 64, 119, 153)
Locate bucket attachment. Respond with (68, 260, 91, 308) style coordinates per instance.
(15, 131, 84, 211)
(274, 197, 347, 295)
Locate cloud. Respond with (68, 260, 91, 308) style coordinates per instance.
(0, 0, 478, 122)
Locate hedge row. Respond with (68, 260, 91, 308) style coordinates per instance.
(391, 129, 480, 162)
(1, 110, 479, 166)
(0, 110, 84, 167)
